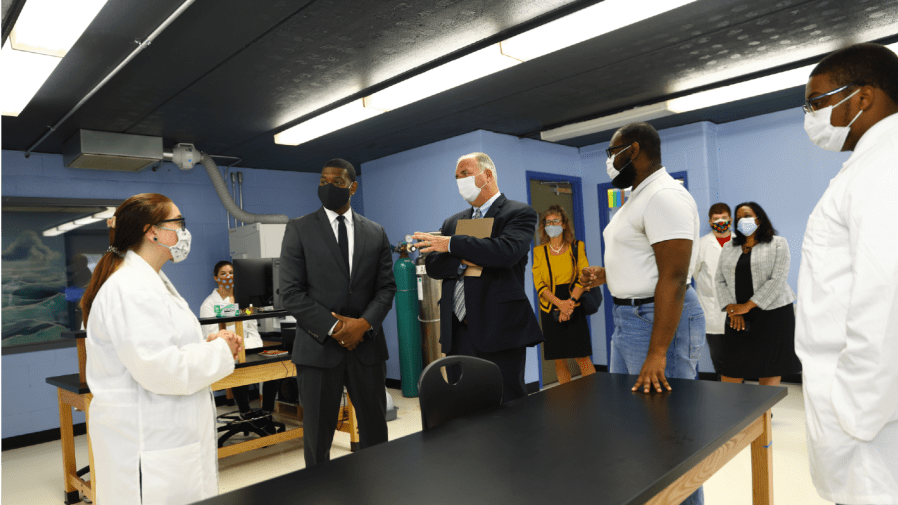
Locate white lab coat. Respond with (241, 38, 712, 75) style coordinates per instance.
(795, 112, 898, 504)
(693, 232, 728, 334)
(199, 290, 263, 349)
(86, 251, 235, 505)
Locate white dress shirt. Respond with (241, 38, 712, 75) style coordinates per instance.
(323, 206, 354, 276)
(603, 168, 700, 299)
(323, 206, 354, 336)
(795, 112, 898, 503)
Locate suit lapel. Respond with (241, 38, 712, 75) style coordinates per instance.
(484, 194, 506, 237)
(350, 212, 367, 285)
(314, 208, 350, 280)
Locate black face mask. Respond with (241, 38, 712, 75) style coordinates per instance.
(318, 183, 351, 211)
(611, 158, 636, 189)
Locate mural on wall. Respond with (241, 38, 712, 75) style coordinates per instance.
(1, 199, 115, 350)
(1, 229, 70, 346)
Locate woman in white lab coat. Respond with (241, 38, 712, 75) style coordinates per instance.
(81, 193, 243, 505)
(200, 261, 280, 433)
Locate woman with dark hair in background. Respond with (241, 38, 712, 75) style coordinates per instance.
(201, 260, 280, 434)
(532, 204, 596, 384)
(82, 193, 242, 505)
(714, 202, 802, 386)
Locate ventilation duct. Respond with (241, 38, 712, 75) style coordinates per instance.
(63, 129, 163, 171)
(199, 153, 288, 225)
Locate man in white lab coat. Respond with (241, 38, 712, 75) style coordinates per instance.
(693, 202, 731, 377)
(797, 43, 898, 505)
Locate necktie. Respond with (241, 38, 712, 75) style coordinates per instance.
(453, 208, 482, 322)
(337, 215, 350, 272)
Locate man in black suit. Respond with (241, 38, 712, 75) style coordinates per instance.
(415, 152, 544, 402)
(279, 158, 396, 467)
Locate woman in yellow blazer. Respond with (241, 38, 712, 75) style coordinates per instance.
(532, 205, 596, 384)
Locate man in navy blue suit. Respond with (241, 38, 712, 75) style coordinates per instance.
(415, 152, 544, 402)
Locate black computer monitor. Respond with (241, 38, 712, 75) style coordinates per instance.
(233, 258, 275, 309)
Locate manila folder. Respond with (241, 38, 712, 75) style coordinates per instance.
(455, 217, 494, 277)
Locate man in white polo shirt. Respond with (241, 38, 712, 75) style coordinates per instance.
(582, 122, 704, 505)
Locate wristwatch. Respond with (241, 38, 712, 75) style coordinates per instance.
(571, 296, 579, 302)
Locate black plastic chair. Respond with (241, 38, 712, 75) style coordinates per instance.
(417, 356, 503, 431)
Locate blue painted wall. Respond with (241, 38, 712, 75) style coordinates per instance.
(1, 150, 323, 438)
(0, 106, 854, 438)
(715, 107, 850, 293)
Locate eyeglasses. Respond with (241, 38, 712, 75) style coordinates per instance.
(157, 217, 186, 230)
(803, 83, 858, 114)
(605, 143, 632, 159)
(545, 219, 562, 225)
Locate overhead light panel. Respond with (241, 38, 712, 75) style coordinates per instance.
(363, 44, 520, 112)
(667, 65, 814, 113)
(42, 206, 118, 237)
(541, 42, 898, 142)
(1, 43, 62, 116)
(9, 0, 109, 57)
(274, 100, 382, 146)
(500, 0, 698, 62)
(541, 102, 676, 142)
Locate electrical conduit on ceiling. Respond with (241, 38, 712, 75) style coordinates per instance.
(24, 0, 197, 157)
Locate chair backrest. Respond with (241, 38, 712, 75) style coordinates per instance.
(417, 356, 503, 431)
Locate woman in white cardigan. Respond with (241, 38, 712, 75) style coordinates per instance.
(714, 202, 802, 385)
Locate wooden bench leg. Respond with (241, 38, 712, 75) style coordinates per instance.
(84, 394, 96, 505)
(751, 410, 773, 505)
(347, 397, 360, 452)
(58, 389, 80, 504)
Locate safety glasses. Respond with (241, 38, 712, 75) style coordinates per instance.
(803, 83, 858, 114)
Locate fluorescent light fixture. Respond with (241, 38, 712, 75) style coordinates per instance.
(274, 100, 383, 146)
(41, 207, 119, 237)
(1, 43, 62, 116)
(667, 65, 814, 113)
(42, 228, 66, 237)
(500, 0, 698, 62)
(94, 207, 117, 219)
(541, 102, 676, 142)
(541, 42, 898, 142)
(9, 0, 108, 57)
(363, 44, 520, 112)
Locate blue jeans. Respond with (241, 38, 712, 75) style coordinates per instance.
(610, 286, 706, 505)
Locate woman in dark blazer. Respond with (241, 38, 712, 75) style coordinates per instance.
(714, 202, 802, 385)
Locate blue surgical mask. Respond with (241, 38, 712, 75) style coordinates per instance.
(737, 218, 758, 237)
(545, 225, 563, 238)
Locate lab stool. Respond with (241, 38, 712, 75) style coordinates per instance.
(216, 409, 285, 447)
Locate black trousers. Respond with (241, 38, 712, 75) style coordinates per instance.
(448, 315, 527, 403)
(233, 380, 280, 413)
(296, 352, 388, 467)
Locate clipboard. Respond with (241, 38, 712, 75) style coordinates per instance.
(455, 218, 494, 277)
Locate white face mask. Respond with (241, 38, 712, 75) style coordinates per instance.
(156, 226, 192, 263)
(803, 89, 862, 152)
(545, 225, 563, 238)
(737, 217, 758, 237)
(605, 145, 632, 180)
(457, 173, 486, 204)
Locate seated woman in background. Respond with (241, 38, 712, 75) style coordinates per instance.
(714, 202, 802, 386)
(201, 260, 280, 434)
(532, 205, 596, 384)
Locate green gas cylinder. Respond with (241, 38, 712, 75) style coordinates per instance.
(394, 246, 423, 397)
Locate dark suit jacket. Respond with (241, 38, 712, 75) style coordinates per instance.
(279, 207, 396, 368)
(425, 194, 544, 354)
